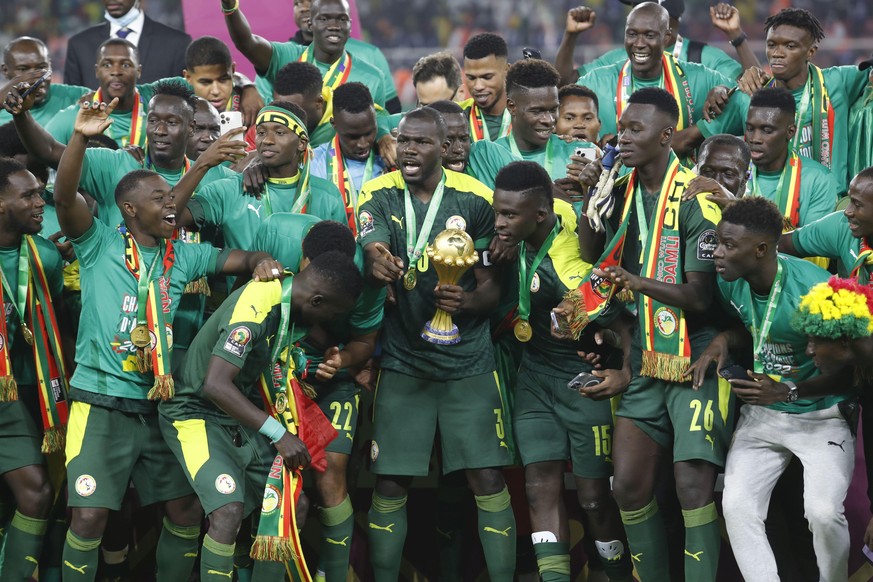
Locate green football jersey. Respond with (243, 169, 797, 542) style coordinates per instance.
(716, 254, 844, 412)
(0, 83, 89, 127)
(70, 221, 221, 402)
(357, 169, 496, 379)
(745, 154, 837, 227)
(848, 83, 873, 180)
(494, 133, 593, 181)
(792, 211, 867, 279)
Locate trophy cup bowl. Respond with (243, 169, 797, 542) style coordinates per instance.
(421, 228, 479, 345)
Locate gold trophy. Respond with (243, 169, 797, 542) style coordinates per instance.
(421, 228, 479, 345)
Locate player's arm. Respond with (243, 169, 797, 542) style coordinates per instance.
(729, 365, 854, 405)
(220, 0, 274, 74)
(203, 357, 310, 468)
(777, 231, 800, 256)
(217, 249, 283, 281)
(9, 101, 66, 169)
(709, 3, 760, 74)
(316, 330, 378, 381)
(688, 322, 751, 388)
(54, 100, 119, 239)
(363, 242, 404, 284)
(600, 267, 714, 313)
(574, 158, 608, 263)
(555, 7, 597, 85)
(434, 263, 500, 315)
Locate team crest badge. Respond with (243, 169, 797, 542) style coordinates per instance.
(215, 474, 237, 494)
(261, 484, 281, 513)
(370, 440, 380, 462)
(531, 273, 541, 293)
(75, 475, 97, 497)
(654, 307, 678, 337)
(359, 211, 375, 236)
(445, 215, 466, 231)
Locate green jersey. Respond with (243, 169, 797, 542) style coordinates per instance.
(45, 82, 159, 146)
(76, 148, 234, 229)
(69, 220, 222, 404)
(189, 173, 347, 251)
(465, 140, 517, 190)
(357, 170, 496, 379)
(745, 154, 837, 227)
(0, 237, 64, 384)
(494, 133, 593, 181)
(698, 65, 869, 195)
(38, 191, 62, 240)
(0, 83, 89, 127)
(577, 59, 732, 137)
(159, 280, 296, 424)
(576, 38, 742, 81)
(792, 211, 867, 279)
(717, 254, 843, 413)
(848, 82, 873, 180)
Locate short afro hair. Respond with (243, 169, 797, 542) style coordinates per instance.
(274, 62, 323, 98)
(627, 87, 679, 125)
(0, 157, 27, 194)
(720, 196, 784, 243)
(494, 161, 554, 207)
(302, 221, 356, 260)
(96, 37, 138, 63)
(151, 79, 198, 112)
(114, 169, 163, 204)
(425, 100, 464, 117)
(463, 33, 508, 61)
(307, 250, 364, 305)
(559, 84, 599, 113)
(400, 107, 447, 141)
(185, 36, 233, 71)
(332, 82, 374, 115)
(86, 133, 120, 150)
(764, 8, 824, 44)
(699, 134, 750, 172)
(505, 59, 560, 98)
(749, 87, 796, 117)
(265, 100, 309, 128)
(412, 51, 463, 93)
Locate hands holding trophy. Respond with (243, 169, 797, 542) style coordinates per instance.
(421, 229, 479, 345)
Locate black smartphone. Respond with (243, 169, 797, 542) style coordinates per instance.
(568, 372, 602, 390)
(19, 70, 51, 100)
(719, 364, 751, 381)
(522, 47, 542, 60)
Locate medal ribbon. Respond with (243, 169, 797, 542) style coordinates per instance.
(93, 88, 146, 148)
(468, 102, 512, 142)
(263, 157, 312, 217)
(750, 151, 802, 229)
(747, 257, 784, 376)
(404, 173, 447, 268)
(327, 134, 374, 234)
(0, 238, 31, 343)
(850, 238, 873, 284)
(299, 47, 353, 128)
(517, 219, 561, 324)
(768, 65, 833, 168)
(616, 54, 692, 131)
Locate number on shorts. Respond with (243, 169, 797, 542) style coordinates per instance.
(689, 399, 714, 432)
(591, 425, 612, 457)
(493, 408, 505, 440)
(329, 401, 354, 431)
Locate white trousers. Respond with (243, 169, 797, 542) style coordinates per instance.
(722, 403, 854, 582)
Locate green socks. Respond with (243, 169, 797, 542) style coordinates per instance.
(533, 540, 570, 582)
(620, 498, 670, 582)
(2, 510, 47, 580)
(62, 530, 101, 581)
(682, 502, 720, 582)
(156, 518, 200, 580)
(318, 495, 354, 582)
(201, 533, 235, 582)
(474, 487, 516, 582)
(368, 492, 408, 582)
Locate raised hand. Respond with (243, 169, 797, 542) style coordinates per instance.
(566, 7, 597, 34)
(73, 98, 119, 138)
(710, 3, 742, 38)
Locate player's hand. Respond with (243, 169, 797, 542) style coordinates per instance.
(737, 66, 768, 96)
(316, 346, 343, 381)
(577, 330, 620, 369)
(242, 155, 268, 198)
(352, 358, 377, 391)
(274, 431, 311, 470)
(73, 98, 118, 138)
(728, 371, 790, 405)
(370, 243, 404, 283)
(576, 157, 603, 190)
(554, 177, 585, 201)
(703, 85, 732, 122)
(550, 300, 574, 340)
(687, 334, 729, 390)
(252, 258, 283, 281)
(239, 85, 264, 128)
(122, 144, 146, 164)
(47, 231, 75, 262)
(596, 266, 641, 292)
(579, 367, 630, 400)
(1, 70, 50, 114)
(488, 235, 518, 264)
(566, 7, 596, 34)
(710, 3, 742, 38)
(865, 517, 873, 550)
(378, 131, 398, 170)
(566, 152, 596, 183)
(683, 176, 737, 208)
(434, 284, 465, 314)
(195, 128, 248, 170)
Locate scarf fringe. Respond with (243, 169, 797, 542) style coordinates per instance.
(298, 380, 318, 400)
(640, 350, 690, 382)
(41, 425, 66, 454)
(184, 277, 211, 296)
(147, 375, 175, 401)
(250, 535, 298, 562)
(616, 288, 635, 303)
(0, 377, 18, 402)
(562, 288, 590, 340)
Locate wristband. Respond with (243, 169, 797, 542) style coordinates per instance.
(222, 0, 239, 15)
(258, 416, 287, 443)
(730, 32, 747, 47)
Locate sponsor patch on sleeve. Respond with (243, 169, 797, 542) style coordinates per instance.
(697, 229, 717, 261)
(223, 325, 252, 357)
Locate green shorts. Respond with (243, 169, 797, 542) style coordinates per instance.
(617, 371, 735, 467)
(370, 369, 512, 476)
(316, 378, 360, 455)
(0, 399, 44, 475)
(65, 401, 193, 510)
(513, 365, 614, 478)
(159, 416, 275, 517)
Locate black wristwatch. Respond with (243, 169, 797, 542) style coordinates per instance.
(730, 32, 747, 47)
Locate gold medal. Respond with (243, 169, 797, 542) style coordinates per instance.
(130, 325, 151, 348)
(514, 320, 532, 343)
(20, 323, 34, 346)
(275, 392, 288, 414)
(403, 269, 417, 291)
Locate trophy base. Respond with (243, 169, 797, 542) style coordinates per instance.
(421, 321, 460, 345)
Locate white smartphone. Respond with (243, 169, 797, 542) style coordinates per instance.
(574, 145, 598, 161)
(219, 111, 245, 141)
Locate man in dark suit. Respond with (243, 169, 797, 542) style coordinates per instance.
(63, 0, 190, 88)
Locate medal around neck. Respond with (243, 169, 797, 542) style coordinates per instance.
(421, 229, 479, 345)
